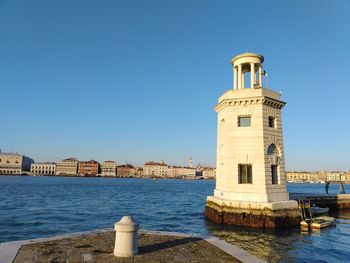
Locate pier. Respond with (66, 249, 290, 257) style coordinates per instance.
(290, 193, 350, 212)
(0, 229, 264, 263)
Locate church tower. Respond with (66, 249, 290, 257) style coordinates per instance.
(205, 53, 299, 228)
(189, 157, 193, 168)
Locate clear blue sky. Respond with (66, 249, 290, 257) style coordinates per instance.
(1, 0, 349, 170)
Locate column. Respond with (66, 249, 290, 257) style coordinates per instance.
(241, 71, 245, 89)
(237, 64, 242, 89)
(235, 67, 238, 89)
(233, 66, 237, 89)
(258, 66, 262, 87)
(250, 63, 255, 88)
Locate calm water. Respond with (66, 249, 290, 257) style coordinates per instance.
(1, 176, 350, 262)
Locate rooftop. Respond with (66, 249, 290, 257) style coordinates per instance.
(231, 52, 264, 64)
(144, 161, 167, 166)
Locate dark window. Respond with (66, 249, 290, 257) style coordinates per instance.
(238, 116, 251, 127)
(238, 164, 252, 184)
(267, 144, 278, 155)
(271, 165, 278, 184)
(268, 116, 275, 128)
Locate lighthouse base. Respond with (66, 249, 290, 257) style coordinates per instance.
(205, 196, 300, 229)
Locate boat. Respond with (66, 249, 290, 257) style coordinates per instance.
(300, 216, 336, 230)
(310, 216, 336, 230)
(310, 206, 329, 215)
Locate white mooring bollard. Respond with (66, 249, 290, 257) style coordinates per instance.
(113, 215, 139, 257)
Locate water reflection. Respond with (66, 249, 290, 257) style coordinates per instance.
(206, 211, 350, 263)
(206, 220, 300, 262)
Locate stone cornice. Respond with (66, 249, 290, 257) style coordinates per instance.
(214, 96, 286, 112)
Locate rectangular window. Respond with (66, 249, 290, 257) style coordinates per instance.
(271, 165, 278, 184)
(238, 164, 252, 184)
(238, 116, 251, 127)
(268, 116, 275, 128)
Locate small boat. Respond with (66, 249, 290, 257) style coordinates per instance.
(310, 216, 336, 230)
(310, 206, 329, 215)
(300, 216, 336, 230)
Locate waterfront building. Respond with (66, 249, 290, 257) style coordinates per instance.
(143, 161, 168, 177)
(345, 172, 350, 182)
(205, 53, 299, 228)
(167, 166, 196, 178)
(0, 152, 34, 175)
(202, 167, 216, 179)
(78, 160, 99, 176)
(286, 171, 327, 183)
(31, 162, 56, 176)
(131, 167, 144, 177)
(116, 164, 135, 177)
(101, 161, 117, 176)
(56, 158, 78, 175)
(327, 172, 346, 182)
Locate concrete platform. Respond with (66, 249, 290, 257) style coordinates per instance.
(0, 229, 265, 263)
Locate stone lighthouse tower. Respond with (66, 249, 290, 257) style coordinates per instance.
(205, 52, 299, 228)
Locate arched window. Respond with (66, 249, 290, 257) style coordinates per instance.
(267, 144, 279, 184)
(267, 144, 278, 155)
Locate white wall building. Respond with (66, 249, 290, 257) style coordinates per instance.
(101, 161, 117, 176)
(202, 167, 216, 179)
(143, 161, 168, 177)
(31, 163, 56, 175)
(327, 172, 346, 182)
(0, 152, 34, 175)
(56, 158, 78, 175)
(168, 166, 196, 178)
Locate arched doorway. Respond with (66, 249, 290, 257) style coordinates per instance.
(267, 144, 280, 184)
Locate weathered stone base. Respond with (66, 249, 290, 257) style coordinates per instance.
(205, 196, 300, 229)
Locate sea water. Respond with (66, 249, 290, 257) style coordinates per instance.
(0, 176, 349, 262)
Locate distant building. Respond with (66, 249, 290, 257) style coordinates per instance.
(327, 172, 345, 182)
(132, 167, 144, 177)
(345, 172, 350, 182)
(116, 164, 134, 177)
(202, 167, 216, 179)
(143, 161, 168, 177)
(78, 160, 99, 176)
(0, 152, 34, 175)
(168, 166, 196, 178)
(56, 158, 78, 175)
(101, 161, 117, 176)
(31, 162, 56, 176)
(286, 171, 327, 182)
(286, 172, 311, 182)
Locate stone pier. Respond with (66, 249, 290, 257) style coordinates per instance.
(290, 193, 350, 212)
(0, 229, 265, 263)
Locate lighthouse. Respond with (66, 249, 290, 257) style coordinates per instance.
(205, 53, 299, 228)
